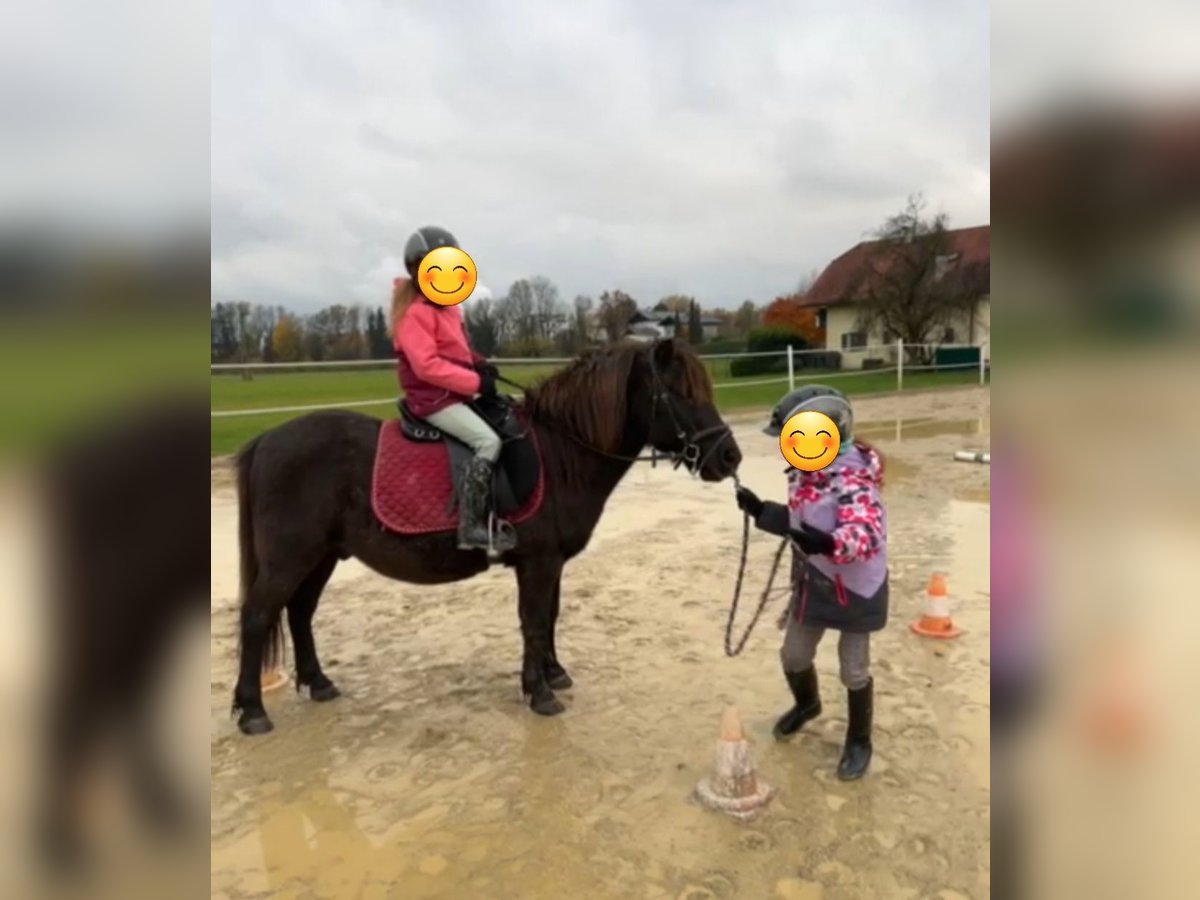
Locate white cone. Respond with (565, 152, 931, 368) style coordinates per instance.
(693, 706, 775, 820)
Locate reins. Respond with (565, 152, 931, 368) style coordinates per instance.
(496, 352, 734, 473)
(723, 473, 791, 657)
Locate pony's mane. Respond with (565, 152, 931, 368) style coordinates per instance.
(523, 340, 713, 452)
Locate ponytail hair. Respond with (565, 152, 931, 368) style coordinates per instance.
(389, 276, 420, 337)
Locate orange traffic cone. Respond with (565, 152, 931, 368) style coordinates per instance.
(693, 706, 775, 820)
(909, 572, 963, 639)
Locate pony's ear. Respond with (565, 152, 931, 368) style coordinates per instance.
(653, 338, 676, 367)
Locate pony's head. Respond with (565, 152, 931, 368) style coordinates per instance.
(630, 339, 741, 481)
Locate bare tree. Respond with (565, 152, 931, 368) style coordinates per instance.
(235, 301, 253, 379)
(656, 294, 692, 315)
(567, 294, 594, 352)
(596, 289, 638, 342)
(499, 279, 536, 346)
(796, 269, 820, 295)
(732, 300, 759, 337)
(529, 275, 566, 342)
(464, 297, 500, 356)
(247, 305, 278, 361)
(687, 299, 703, 344)
(852, 194, 986, 363)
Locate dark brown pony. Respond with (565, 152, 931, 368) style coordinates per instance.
(232, 339, 741, 735)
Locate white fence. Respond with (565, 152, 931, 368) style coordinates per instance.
(211, 340, 989, 419)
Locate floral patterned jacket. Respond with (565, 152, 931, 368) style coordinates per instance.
(759, 442, 889, 632)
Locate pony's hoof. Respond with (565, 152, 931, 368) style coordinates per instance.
(308, 682, 341, 702)
(546, 668, 573, 691)
(530, 693, 566, 716)
(238, 714, 274, 736)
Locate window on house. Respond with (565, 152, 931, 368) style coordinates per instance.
(841, 332, 867, 350)
(817, 308, 827, 330)
(942, 326, 956, 343)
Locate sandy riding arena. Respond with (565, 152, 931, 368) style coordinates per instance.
(210, 387, 990, 900)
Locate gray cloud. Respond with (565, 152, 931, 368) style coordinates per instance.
(212, 0, 989, 312)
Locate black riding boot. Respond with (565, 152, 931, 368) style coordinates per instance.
(774, 667, 822, 740)
(457, 457, 517, 552)
(837, 678, 873, 781)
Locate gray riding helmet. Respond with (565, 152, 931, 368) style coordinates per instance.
(763, 384, 854, 443)
(404, 225, 459, 276)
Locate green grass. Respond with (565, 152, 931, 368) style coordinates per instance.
(0, 318, 207, 457)
(210, 362, 986, 456)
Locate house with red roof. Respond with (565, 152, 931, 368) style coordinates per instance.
(796, 225, 990, 369)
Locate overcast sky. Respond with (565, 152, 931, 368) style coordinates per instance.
(212, 0, 989, 313)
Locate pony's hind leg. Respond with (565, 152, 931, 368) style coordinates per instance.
(516, 557, 565, 716)
(232, 566, 297, 735)
(287, 554, 340, 702)
(544, 573, 573, 691)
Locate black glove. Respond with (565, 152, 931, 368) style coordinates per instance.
(474, 360, 500, 379)
(477, 368, 498, 399)
(735, 486, 765, 519)
(788, 522, 836, 556)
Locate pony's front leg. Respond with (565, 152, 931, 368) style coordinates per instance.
(544, 573, 573, 690)
(516, 556, 565, 716)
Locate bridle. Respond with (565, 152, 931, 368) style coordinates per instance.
(498, 341, 734, 475)
(638, 344, 734, 475)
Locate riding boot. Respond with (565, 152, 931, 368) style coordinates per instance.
(836, 678, 873, 781)
(457, 457, 517, 553)
(773, 666, 822, 740)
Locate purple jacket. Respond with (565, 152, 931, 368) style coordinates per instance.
(760, 443, 889, 632)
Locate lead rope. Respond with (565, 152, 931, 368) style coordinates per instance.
(723, 474, 791, 657)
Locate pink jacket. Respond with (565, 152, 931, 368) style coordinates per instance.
(393, 294, 483, 418)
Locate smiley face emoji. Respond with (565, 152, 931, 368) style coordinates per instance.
(416, 246, 477, 306)
(779, 410, 841, 472)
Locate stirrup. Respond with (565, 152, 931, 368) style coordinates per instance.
(487, 513, 517, 554)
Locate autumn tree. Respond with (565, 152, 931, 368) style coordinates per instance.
(271, 314, 304, 361)
(762, 295, 822, 344)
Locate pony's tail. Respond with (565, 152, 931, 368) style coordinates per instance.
(236, 436, 286, 672)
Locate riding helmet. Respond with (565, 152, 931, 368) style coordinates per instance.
(404, 226, 459, 276)
(764, 384, 854, 443)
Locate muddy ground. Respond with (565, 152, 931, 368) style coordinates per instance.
(210, 387, 991, 900)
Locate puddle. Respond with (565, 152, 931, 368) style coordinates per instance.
(859, 416, 990, 444)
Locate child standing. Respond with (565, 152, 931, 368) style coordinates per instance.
(734, 385, 888, 781)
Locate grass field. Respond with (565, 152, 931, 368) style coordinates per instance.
(210, 360, 987, 456)
(0, 318, 207, 458)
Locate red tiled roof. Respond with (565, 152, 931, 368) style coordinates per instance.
(798, 225, 990, 308)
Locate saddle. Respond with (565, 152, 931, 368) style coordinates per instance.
(371, 395, 544, 537)
(396, 395, 540, 517)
